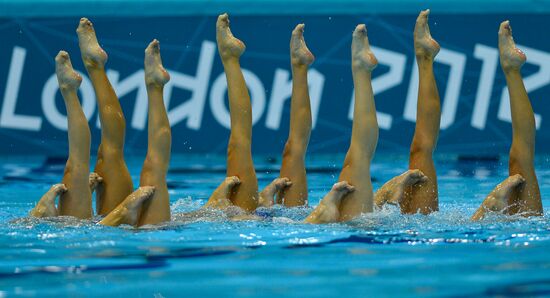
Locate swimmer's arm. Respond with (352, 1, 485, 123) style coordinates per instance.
(30, 183, 67, 218)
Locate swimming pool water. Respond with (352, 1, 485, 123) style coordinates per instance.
(0, 154, 549, 297)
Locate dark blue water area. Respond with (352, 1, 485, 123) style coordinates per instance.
(0, 154, 549, 297)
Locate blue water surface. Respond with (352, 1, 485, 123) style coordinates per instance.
(0, 154, 549, 297)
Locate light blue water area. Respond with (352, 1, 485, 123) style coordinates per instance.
(0, 154, 549, 297)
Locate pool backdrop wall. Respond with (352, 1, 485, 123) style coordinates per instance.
(0, 14, 549, 155)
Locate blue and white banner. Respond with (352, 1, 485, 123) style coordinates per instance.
(0, 14, 549, 155)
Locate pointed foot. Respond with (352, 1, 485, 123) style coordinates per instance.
(55, 51, 82, 91)
(76, 17, 108, 69)
(216, 13, 246, 60)
(498, 21, 526, 72)
(351, 24, 378, 71)
(414, 10, 440, 60)
(144, 39, 171, 87)
(290, 24, 315, 66)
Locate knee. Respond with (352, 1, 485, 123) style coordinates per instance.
(154, 127, 172, 143)
(102, 106, 126, 127)
(509, 148, 532, 172)
(157, 126, 171, 137)
(227, 138, 251, 156)
(282, 140, 306, 159)
(509, 143, 533, 163)
(410, 139, 433, 158)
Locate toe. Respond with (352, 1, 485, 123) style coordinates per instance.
(55, 51, 69, 63)
(226, 176, 240, 186)
(78, 18, 92, 30)
(276, 177, 292, 189)
(409, 169, 426, 181)
(217, 13, 229, 27)
(499, 20, 511, 35)
(418, 9, 430, 20)
(333, 181, 351, 191)
(510, 174, 526, 185)
(52, 183, 68, 193)
(293, 23, 304, 36)
(353, 24, 366, 36)
(141, 186, 156, 196)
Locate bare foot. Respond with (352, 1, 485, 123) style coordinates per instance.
(30, 184, 67, 218)
(204, 176, 241, 209)
(472, 174, 525, 221)
(351, 24, 378, 71)
(125, 186, 155, 213)
(216, 13, 246, 60)
(99, 186, 155, 226)
(51, 183, 68, 195)
(486, 174, 525, 212)
(374, 170, 428, 208)
(258, 177, 292, 207)
(89, 172, 103, 192)
(76, 18, 108, 69)
(145, 39, 170, 87)
(290, 24, 315, 66)
(304, 181, 355, 224)
(414, 10, 440, 60)
(55, 51, 82, 91)
(498, 21, 526, 72)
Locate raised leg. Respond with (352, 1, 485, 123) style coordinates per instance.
(304, 181, 355, 224)
(277, 24, 315, 207)
(136, 40, 172, 226)
(216, 14, 259, 212)
(336, 24, 379, 221)
(471, 174, 525, 220)
(77, 18, 134, 215)
(259, 177, 292, 208)
(497, 21, 543, 216)
(30, 184, 67, 218)
(374, 170, 427, 208)
(54, 51, 93, 219)
(401, 10, 441, 214)
(99, 187, 155, 227)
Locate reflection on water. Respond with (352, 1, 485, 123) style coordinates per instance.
(0, 154, 549, 297)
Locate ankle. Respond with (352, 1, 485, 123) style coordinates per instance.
(221, 56, 240, 66)
(291, 63, 308, 72)
(416, 55, 434, 64)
